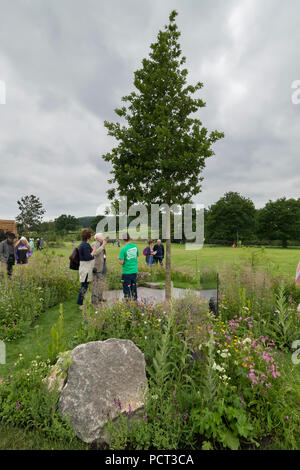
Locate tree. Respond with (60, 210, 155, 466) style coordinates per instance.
(205, 192, 256, 243)
(55, 214, 80, 232)
(16, 195, 46, 234)
(102, 10, 224, 301)
(77, 216, 95, 228)
(258, 197, 300, 248)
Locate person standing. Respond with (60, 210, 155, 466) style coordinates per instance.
(91, 233, 108, 305)
(15, 237, 32, 265)
(29, 238, 34, 253)
(144, 240, 154, 267)
(77, 229, 97, 310)
(118, 233, 139, 300)
(0, 232, 16, 278)
(153, 239, 165, 266)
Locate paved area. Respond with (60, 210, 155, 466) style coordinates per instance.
(104, 287, 217, 303)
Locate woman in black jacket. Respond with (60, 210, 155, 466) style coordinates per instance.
(77, 229, 97, 310)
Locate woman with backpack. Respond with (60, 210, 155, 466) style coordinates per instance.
(143, 240, 155, 267)
(76, 229, 97, 310)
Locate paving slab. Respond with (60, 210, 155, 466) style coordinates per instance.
(104, 287, 217, 304)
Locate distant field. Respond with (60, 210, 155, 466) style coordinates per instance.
(47, 242, 300, 280)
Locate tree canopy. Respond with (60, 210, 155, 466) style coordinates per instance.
(257, 197, 300, 247)
(16, 195, 46, 234)
(205, 192, 256, 243)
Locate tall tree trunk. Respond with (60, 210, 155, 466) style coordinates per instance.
(165, 206, 172, 304)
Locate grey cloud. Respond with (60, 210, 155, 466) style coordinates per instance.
(0, 0, 299, 221)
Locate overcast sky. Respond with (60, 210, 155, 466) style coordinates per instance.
(0, 0, 299, 220)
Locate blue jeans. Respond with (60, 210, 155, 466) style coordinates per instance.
(146, 255, 153, 267)
(122, 273, 137, 300)
(77, 274, 89, 306)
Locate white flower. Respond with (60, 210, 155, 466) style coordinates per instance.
(145, 336, 147, 340)
(220, 352, 231, 358)
(242, 338, 251, 344)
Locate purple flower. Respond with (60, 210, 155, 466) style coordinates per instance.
(16, 401, 20, 409)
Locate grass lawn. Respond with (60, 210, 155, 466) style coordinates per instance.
(51, 242, 300, 280)
(0, 297, 80, 378)
(0, 422, 87, 450)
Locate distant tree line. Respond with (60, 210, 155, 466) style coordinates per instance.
(14, 193, 300, 248)
(89, 192, 300, 248)
(204, 192, 300, 248)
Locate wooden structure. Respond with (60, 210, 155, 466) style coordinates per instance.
(0, 220, 18, 240)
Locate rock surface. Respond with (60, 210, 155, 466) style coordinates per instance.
(58, 339, 147, 444)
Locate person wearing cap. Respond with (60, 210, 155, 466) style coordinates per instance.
(15, 237, 32, 265)
(91, 233, 108, 305)
(118, 232, 139, 300)
(0, 232, 16, 277)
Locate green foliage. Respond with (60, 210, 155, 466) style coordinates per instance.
(54, 214, 80, 232)
(258, 197, 300, 247)
(16, 194, 46, 234)
(103, 10, 223, 206)
(265, 283, 300, 350)
(47, 305, 66, 363)
(0, 356, 77, 443)
(205, 192, 256, 242)
(0, 254, 78, 341)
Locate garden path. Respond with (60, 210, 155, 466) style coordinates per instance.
(104, 287, 217, 303)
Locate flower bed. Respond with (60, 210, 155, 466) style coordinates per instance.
(1, 260, 299, 450)
(0, 253, 78, 341)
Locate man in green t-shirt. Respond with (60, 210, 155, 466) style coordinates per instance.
(118, 232, 139, 300)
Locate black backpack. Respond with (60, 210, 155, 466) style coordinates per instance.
(69, 247, 80, 270)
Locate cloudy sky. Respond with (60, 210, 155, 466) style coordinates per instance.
(0, 0, 299, 220)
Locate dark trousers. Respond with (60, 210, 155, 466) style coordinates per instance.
(77, 274, 89, 306)
(154, 256, 164, 266)
(122, 273, 137, 300)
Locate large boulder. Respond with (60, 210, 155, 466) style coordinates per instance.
(58, 339, 147, 444)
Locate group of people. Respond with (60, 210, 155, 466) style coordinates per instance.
(143, 239, 164, 266)
(76, 230, 142, 308)
(0, 232, 34, 278)
(76, 231, 167, 308)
